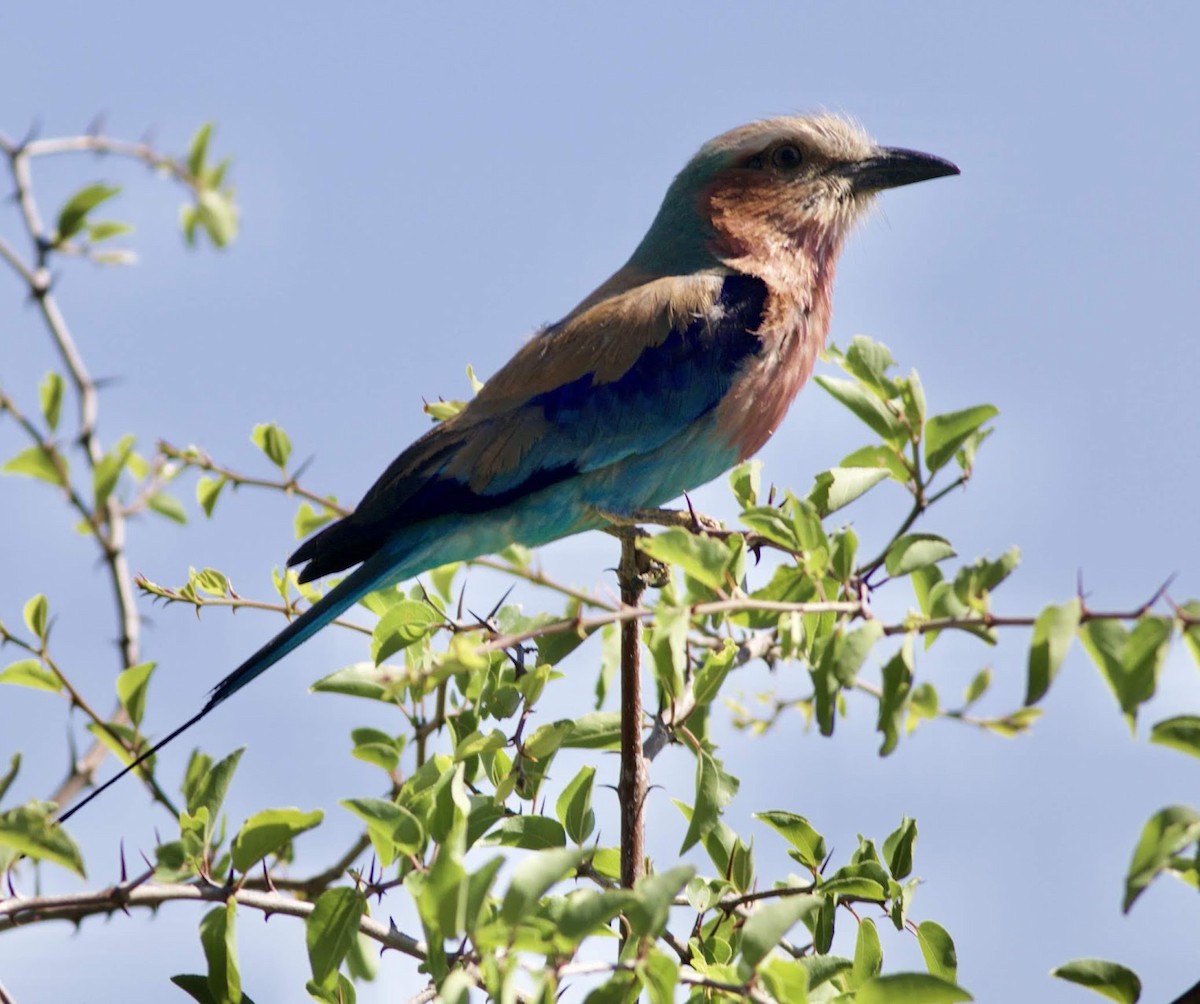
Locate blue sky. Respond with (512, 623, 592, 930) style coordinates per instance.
(2, 3, 1198, 1001)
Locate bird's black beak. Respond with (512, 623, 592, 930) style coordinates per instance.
(838, 147, 960, 192)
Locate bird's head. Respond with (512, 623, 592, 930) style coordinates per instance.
(629, 115, 959, 282)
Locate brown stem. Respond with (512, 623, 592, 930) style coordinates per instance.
(616, 534, 647, 892)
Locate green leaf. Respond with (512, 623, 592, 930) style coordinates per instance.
(815, 376, 905, 443)
(115, 661, 156, 727)
(562, 711, 622, 749)
(883, 817, 917, 880)
(841, 443, 911, 482)
(188, 123, 214, 177)
(148, 492, 188, 524)
(341, 798, 423, 866)
(852, 917, 883, 986)
(1052, 959, 1142, 1004)
(294, 502, 335, 540)
(729, 460, 761, 508)
(738, 893, 821, 976)
(1080, 617, 1172, 729)
(755, 811, 827, 871)
(640, 948, 680, 1004)
(250, 423, 291, 469)
(371, 601, 442, 664)
(822, 621, 884, 687)
(196, 189, 238, 247)
(3, 445, 64, 486)
(186, 748, 244, 825)
(760, 957, 812, 1002)
(856, 973, 972, 1004)
(1179, 600, 1200, 667)
(819, 867, 887, 900)
(306, 973, 356, 1004)
(0, 802, 85, 875)
(885, 534, 956, 578)
(169, 974, 222, 1004)
(306, 888, 367, 987)
(638, 527, 739, 593)
(230, 807, 323, 873)
(803, 954, 853, 989)
(93, 434, 135, 508)
(924, 404, 998, 473)
(499, 848, 589, 925)
(557, 888, 637, 943)
(23, 594, 48, 640)
(199, 899, 239, 1004)
(877, 645, 914, 756)
(843, 335, 899, 396)
(483, 815, 566, 850)
(680, 751, 726, 853)
(86, 220, 134, 243)
(523, 719, 573, 760)
(962, 667, 991, 707)
(808, 467, 889, 517)
(918, 921, 958, 981)
(197, 476, 226, 517)
(0, 754, 20, 804)
(1025, 599, 1081, 704)
(56, 183, 120, 241)
(39, 372, 63, 431)
(1124, 805, 1200, 912)
(740, 505, 801, 551)
(192, 567, 230, 598)
(453, 728, 506, 762)
(693, 639, 737, 707)
(311, 662, 404, 702)
(424, 399, 466, 421)
(0, 659, 61, 693)
(1149, 716, 1200, 759)
(556, 766, 596, 845)
(624, 864, 695, 937)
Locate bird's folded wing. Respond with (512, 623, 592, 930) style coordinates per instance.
(289, 271, 768, 580)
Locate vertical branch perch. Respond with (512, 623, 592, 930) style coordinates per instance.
(617, 532, 648, 890)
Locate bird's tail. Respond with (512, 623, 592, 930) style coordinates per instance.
(56, 555, 400, 824)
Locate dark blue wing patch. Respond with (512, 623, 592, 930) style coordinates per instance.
(289, 273, 768, 580)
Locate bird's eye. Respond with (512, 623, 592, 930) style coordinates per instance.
(771, 144, 804, 170)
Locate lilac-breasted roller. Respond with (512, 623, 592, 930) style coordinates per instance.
(60, 115, 957, 820)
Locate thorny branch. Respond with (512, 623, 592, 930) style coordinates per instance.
(0, 875, 424, 959)
(0, 125, 217, 814)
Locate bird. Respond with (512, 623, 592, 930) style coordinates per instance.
(58, 114, 958, 822)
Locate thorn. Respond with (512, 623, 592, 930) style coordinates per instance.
(455, 581, 467, 622)
(18, 116, 42, 151)
(261, 859, 277, 894)
(85, 112, 107, 139)
(119, 840, 127, 882)
(293, 454, 316, 481)
(486, 583, 516, 622)
(1144, 573, 1177, 614)
(683, 492, 703, 533)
